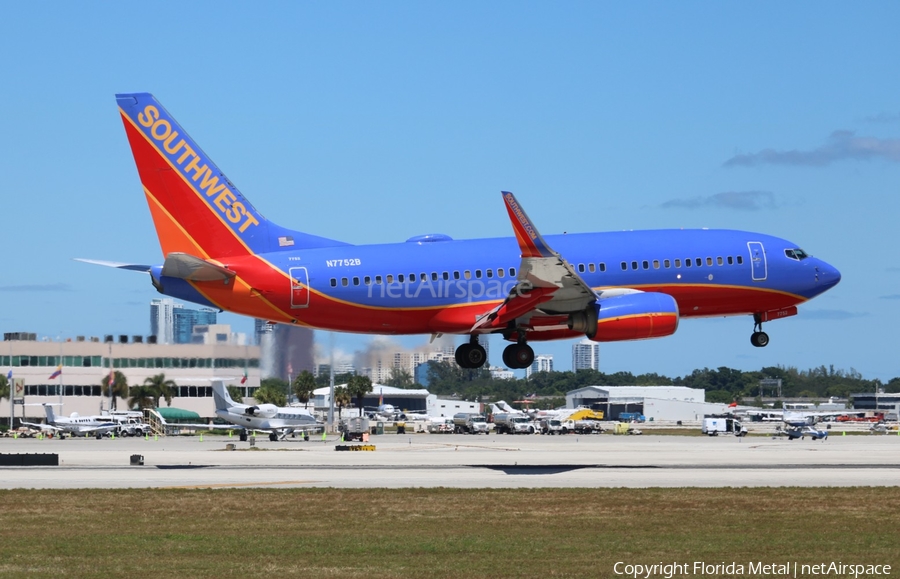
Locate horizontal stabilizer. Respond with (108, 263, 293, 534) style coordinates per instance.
(161, 253, 236, 282)
(74, 258, 151, 272)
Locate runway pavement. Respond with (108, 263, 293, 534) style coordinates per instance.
(2, 432, 898, 489)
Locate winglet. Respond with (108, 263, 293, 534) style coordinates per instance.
(502, 192, 555, 258)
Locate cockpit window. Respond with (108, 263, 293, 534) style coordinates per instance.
(784, 248, 809, 261)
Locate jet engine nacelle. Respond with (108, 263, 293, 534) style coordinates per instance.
(245, 404, 278, 418)
(568, 292, 679, 342)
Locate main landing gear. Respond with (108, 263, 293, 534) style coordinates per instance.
(751, 313, 769, 348)
(455, 336, 487, 369)
(502, 341, 534, 370)
(454, 335, 536, 370)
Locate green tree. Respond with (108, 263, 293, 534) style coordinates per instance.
(254, 382, 287, 406)
(886, 377, 900, 394)
(292, 370, 317, 409)
(347, 374, 373, 416)
(226, 385, 244, 403)
(128, 385, 155, 410)
(0, 373, 8, 402)
(333, 385, 351, 420)
(101, 371, 129, 410)
(260, 377, 289, 397)
(384, 367, 414, 388)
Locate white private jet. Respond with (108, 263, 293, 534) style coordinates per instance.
(212, 382, 323, 442)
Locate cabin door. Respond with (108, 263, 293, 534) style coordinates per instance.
(747, 242, 767, 281)
(289, 267, 310, 308)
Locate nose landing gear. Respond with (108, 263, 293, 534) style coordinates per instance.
(751, 313, 769, 348)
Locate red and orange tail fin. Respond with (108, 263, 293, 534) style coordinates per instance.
(116, 93, 347, 260)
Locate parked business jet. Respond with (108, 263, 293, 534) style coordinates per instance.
(22, 405, 120, 438)
(211, 382, 322, 442)
(85, 93, 841, 369)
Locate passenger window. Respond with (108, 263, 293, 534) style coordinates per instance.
(706, 257, 713, 266)
(695, 258, 702, 267)
(642, 260, 649, 270)
(509, 268, 516, 276)
(341, 278, 348, 287)
(716, 257, 723, 266)
(497, 268, 505, 278)
(737, 256, 744, 265)
(675, 259, 681, 268)
(653, 260, 660, 269)
(409, 273, 415, 282)
(353, 277, 359, 286)
(684, 259, 691, 268)
(475, 269, 482, 278)
(330, 278, 337, 287)
(375, 275, 382, 284)
(727, 256, 733, 265)
(599, 263, 606, 272)
(631, 261, 638, 270)
(443, 272, 449, 280)
(464, 270, 471, 279)
(364, 276, 371, 285)
(486, 269, 493, 278)
(588, 263, 595, 273)
(431, 272, 438, 281)
(578, 264, 585, 273)
(621, 262, 627, 271)
(398, 274, 404, 283)
(454, 271, 460, 280)
(387, 275, 394, 283)
(664, 259, 670, 268)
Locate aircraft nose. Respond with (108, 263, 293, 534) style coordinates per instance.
(815, 259, 841, 290)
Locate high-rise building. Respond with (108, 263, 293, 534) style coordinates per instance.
(149, 298, 176, 344)
(254, 319, 274, 346)
(173, 306, 217, 344)
(572, 339, 600, 371)
(526, 354, 553, 378)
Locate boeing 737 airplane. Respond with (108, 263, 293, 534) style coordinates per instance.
(84, 93, 841, 369)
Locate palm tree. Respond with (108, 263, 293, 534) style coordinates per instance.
(101, 371, 129, 410)
(128, 385, 155, 410)
(144, 373, 177, 407)
(333, 386, 351, 420)
(293, 370, 317, 410)
(347, 374, 373, 417)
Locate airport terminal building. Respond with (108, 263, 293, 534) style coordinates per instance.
(566, 385, 733, 422)
(3, 334, 261, 420)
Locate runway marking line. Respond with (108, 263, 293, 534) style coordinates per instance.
(162, 480, 319, 489)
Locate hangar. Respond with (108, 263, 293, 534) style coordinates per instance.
(566, 385, 734, 422)
(312, 384, 480, 418)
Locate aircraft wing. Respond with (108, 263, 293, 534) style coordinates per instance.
(472, 192, 597, 331)
(74, 258, 152, 273)
(21, 421, 61, 433)
(78, 424, 121, 434)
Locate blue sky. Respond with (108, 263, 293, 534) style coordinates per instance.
(1, 3, 898, 380)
